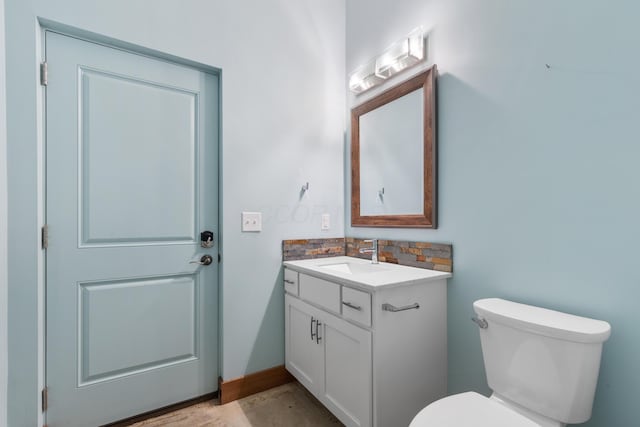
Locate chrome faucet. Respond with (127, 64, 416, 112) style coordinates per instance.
(359, 239, 379, 264)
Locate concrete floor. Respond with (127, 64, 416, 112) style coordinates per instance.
(132, 382, 343, 426)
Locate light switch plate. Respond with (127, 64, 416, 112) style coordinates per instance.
(242, 212, 262, 232)
(321, 214, 330, 230)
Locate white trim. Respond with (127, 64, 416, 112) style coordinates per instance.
(0, 0, 9, 425)
(36, 20, 46, 427)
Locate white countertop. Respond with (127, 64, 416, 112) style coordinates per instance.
(283, 256, 451, 291)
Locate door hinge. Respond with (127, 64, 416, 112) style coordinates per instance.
(40, 62, 48, 86)
(42, 386, 48, 412)
(218, 253, 221, 263)
(41, 224, 49, 250)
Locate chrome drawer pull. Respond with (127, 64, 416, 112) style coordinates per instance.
(342, 301, 362, 311)
(310, 317, 316, 341)
(315, 320, 322, 344)
(382, 302, 420, 312)
(284, 279, 295, 284)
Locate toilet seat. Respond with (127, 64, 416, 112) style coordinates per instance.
(409, 392, 542, 427)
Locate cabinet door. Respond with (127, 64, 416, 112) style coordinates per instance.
(285, 295, 324, 396)
(322, 314, 372, 427)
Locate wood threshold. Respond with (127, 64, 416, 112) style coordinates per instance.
(102, 391, 218, 427)
(219, 365, 294, 404)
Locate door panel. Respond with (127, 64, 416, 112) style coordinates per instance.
(45, 31, 219, 427)
(285, 295, 324, 396)
(323, 314, 372, 427)
(80, 68, 198, 245)
(79, 275, 198, 385)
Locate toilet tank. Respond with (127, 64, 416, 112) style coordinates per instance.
(473, 298, 611, 424)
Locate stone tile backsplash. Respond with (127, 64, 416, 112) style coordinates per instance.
(283, 237, 452, 273)
(282, 238, 346, 261)
(345, 238, 452, 272)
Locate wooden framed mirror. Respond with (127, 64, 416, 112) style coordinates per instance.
(351, 66, 437, 228)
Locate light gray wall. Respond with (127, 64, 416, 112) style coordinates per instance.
(5, 1, 345, 425)
(346, 0, 638, 425)
(0, 0, 8, 425)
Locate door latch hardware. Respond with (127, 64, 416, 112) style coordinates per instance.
(200, 231, 214, 248)
(190, 255, 213, 266)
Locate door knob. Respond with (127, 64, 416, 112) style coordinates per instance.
(190, 255, 213, 266)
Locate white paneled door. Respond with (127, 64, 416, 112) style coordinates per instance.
(45, 31, 219, 427)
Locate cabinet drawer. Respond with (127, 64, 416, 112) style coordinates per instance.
(284, 268, 299, 295)
(299, 274, 341, 313)
(341, 287, 372, 327)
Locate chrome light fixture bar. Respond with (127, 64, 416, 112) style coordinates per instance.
(348, 27, 426, 94)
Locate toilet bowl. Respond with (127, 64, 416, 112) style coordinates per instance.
(410, 392, 542, 427)
(409, 298, 611, 427)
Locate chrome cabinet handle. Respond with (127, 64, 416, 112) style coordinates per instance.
(342, 301, 362, 311)
(284, 279, 295, 284)
(382, 302, 420, 312)
(315, 320, 322, 344)
(190, 255, 213, 266)
(310, 317, 316, 341)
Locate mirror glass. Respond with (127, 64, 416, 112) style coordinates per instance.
(351, 67, 436, 228)
(359, 88, 423, 215)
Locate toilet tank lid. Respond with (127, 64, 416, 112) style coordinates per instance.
(473, 298, 611, 344)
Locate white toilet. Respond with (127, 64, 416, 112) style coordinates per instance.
(410, 298, 611, 427)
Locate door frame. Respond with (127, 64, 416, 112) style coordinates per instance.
(35, 19, 223, 425)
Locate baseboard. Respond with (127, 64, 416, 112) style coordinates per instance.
(219, 365, 294, 404)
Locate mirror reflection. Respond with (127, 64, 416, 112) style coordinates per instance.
(360, 88, 423, 215)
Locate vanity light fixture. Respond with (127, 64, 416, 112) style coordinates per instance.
(348, 27, 426, 94)
(375, 27, 425, 78)
(348, 59, 385, 94)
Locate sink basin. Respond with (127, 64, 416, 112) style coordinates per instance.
(284, 256, 452, 289)
(319, 261, 389, 275)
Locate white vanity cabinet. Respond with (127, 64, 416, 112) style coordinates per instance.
(285, 295, 372, 427)
(283, 257, 451, 427)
